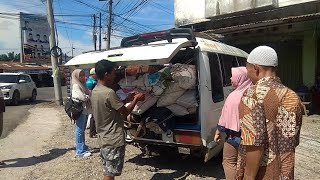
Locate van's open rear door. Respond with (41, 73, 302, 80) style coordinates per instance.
(65, 28, 198, 68)
(65, 40, 196, 68)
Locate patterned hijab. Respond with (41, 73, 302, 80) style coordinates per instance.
(71, 69, 90, 95)
(218, 67, 253, 132)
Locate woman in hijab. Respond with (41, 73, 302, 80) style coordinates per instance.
(214, 67, 252, 180)
(72, 69, 92, 158)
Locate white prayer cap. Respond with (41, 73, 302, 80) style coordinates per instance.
(247, 46, 278, 67)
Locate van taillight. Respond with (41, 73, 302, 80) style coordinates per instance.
(174, 130, 202, 145)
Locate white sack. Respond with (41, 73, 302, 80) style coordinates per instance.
(171, 64, 196, 90)
(130, 93, 158, 115)
(157, 82, 186, 107)
(116, 89, 128, 101)
(118, 76, 136, 89)
(176, 90, 198, 108)
(187, 107, 197, 114)
(166, 104, 189, 116)
(152, 81, 166, 96)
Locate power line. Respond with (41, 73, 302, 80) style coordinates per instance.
(112, 0, 147, 31)
(0, 12, 92, 17)
(149, 0, 173, 15)
(116, 0, 135, 15)
(112, 13, 156, 31)
(56, 20, 93, 27)
(57, 0, 72, 49)
(117, 0, 143, 16)
(114, 0, 122, 8)
(56, 25, 91, 32)
(71, 0, 106, 12)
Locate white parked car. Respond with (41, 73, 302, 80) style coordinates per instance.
(0, 73, 37, 105)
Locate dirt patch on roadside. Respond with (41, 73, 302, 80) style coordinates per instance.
(0, 103, 62, 179)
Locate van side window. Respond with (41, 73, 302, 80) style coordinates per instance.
(237, 57, 247, 67)
(208, 52, 224, 103)
(219, 55, 239, 86)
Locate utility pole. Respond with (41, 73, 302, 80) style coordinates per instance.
(71, 44, 74, 58)
(98, 0, 112, 50)
(46, 0, 63, 105)
(19, 12, 24, 63)
(106, 0, 112, 50)
(93, 14, 97, 51)
(99, 12, 102, 51)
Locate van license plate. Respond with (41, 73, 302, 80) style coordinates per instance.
(178, 147, 190, 155)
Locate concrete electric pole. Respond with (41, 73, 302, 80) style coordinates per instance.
(106, 0, 112, 50)
(93, 14, 97, 51)
(71, 44, 74, 58)
(99, 0, 112, 50)
(99, 12, 102, 51)
(46, 0, 63, 105)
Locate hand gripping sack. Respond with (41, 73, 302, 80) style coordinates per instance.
(64, 97, 83, 122)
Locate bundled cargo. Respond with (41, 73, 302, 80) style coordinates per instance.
(171, 64, 196, 90)
(176, 90, 198, 109)
(118, 74, 152, 92)
(131, 96, 158, 115)
(157, 82, 186, 107)
(124, 90, 158, 115)
(118, 63, 198, 116)
(125, 65, 150, 75)
(166, 104, 189, 116)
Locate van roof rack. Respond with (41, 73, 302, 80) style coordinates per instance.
(120, 28, 197, 48)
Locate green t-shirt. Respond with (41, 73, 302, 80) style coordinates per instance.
(91, 84, 125, 148)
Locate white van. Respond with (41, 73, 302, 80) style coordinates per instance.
(65, 28, 248, 162)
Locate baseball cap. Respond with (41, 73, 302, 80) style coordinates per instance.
(247, 46, 278, 67)
(89, 68, 96, 75)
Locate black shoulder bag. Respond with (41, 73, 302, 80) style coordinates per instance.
(64, 97, 83, 123)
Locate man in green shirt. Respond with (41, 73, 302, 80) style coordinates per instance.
(91, 60, 144, 180)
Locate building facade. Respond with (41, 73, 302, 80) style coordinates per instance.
(175, 0, 320, 89)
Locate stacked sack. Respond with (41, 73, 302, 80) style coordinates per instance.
(157, 63, 198, 116)
(117, 63, 198, 116)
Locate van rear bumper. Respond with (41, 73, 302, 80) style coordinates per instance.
(132, 137, 202, 148)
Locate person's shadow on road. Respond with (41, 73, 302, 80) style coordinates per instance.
(0, 148, 73, 168)
(127, 152, 225, 180)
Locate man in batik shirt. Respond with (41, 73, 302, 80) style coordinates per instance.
(236, 46, 303, 180)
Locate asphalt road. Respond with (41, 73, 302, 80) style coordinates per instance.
(1, 86, 67, 139)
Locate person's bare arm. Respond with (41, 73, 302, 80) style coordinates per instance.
(117, 93, 144, 117)
(121, 92, 135, 104)
(243, 146, 264, 180)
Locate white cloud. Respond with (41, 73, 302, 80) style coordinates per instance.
(0, 18, 20, 54)
(0, 1, 97, 56)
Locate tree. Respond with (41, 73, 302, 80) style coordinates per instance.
(14, 54, 20, 62)
(0, 54, 8, 61)
(0, 52, 20, 61)
(7, 52, 14, 60)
